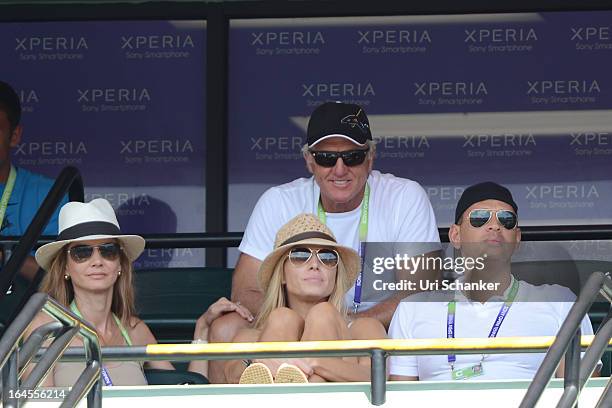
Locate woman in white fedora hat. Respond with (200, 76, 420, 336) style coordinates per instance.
(225, 213, 386, 384)
(25, 198, 252, 386)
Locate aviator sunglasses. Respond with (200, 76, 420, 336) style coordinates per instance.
(67, 242, 122, 263)
(288, 247, 340, 268)
(310, 148, 370, 168)
(468, 209, 518, 230)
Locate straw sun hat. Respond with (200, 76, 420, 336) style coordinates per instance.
(35, 198, 145, 271)
(257, 213, 361, 293)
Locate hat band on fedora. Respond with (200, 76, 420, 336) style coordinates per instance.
(280, 231, 336, 247)
(57, 221, 121, 241)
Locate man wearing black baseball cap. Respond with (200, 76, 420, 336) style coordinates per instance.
(205, 102, 439, 382)
(389, 181, 598, 381)
(302, 102, 374, 213)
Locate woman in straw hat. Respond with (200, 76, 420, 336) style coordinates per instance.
(25, 198, 252, 386)
(226, 213, 387, 384)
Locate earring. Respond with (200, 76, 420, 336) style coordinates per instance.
(118, 270, 121, 276)
(64, 274, 70, 281)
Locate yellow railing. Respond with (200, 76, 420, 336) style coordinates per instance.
(146, 335, 607, 357)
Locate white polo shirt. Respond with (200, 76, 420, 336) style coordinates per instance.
(239, 170, 440, 309)
(389, 280, 596, 380)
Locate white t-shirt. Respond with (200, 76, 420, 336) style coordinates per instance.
(239, 170, 440, 308)
(388, 280, 596, 380)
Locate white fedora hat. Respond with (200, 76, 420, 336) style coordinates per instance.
(35, 198, 145, 271)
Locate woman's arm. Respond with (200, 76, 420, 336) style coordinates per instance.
(223, 328, 262, 383)
(390, 374, 418, 381)
(188, 297, 254, 378)
(308, 317, 387, 382)
(130, 319, 174, 370)
(306, 356, 371, 382)
(22, 312, 57, 386)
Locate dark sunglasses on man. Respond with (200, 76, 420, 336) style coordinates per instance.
(468, 209, 518, 230)
(309, 147, 370, 168)
(67, 242, 122, 263)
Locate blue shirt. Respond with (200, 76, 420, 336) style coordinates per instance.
(0, 166, 67, 238)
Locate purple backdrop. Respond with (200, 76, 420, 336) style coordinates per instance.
(227, 12, 612, 232)
(0, 20, 207, 268)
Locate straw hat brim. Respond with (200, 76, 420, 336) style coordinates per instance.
(258, 237, 361, 293)
(35, 234, 145, 271)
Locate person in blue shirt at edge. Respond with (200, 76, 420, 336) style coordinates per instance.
(201, 101, 441, 383)
(0, 80, 68, 288)
(388, 182, 600, 381)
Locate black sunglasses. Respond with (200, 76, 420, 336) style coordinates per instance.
(468, 209, 518, 230)
(288, 247, 339, 268)
(310, 148, 369, 168)
(67, 242, 122, 263)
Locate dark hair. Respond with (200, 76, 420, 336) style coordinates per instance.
(0, 81, 22, 131)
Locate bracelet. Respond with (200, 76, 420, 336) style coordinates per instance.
(191, 338, 208, 344)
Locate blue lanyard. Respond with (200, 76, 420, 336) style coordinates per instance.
(100, 366, 114, 386)
(317, 183, 369, 313)
(446, 278, 519, 367)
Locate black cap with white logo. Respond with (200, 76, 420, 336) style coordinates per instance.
(306, 102, 372, 147)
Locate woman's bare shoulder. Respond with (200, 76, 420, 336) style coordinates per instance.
(126, 316, 157, 345)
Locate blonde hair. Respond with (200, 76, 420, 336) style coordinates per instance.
(254, 249, 350, 329)
(39, 241, 137, 328)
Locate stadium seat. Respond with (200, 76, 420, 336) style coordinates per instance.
(144, 368, 209, 385)
(512, 260, 612, 297)
(512, 260, 612, 376)
(0, 274, 34, 336)
(133, 267, 233, 342)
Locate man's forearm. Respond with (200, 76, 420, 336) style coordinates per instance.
(357, 251, 442, 327)
(353, 253, 441, 328)
(232, 288, 263, 316)
(231, 253, 265, 315)
(351, 296, 401, 329)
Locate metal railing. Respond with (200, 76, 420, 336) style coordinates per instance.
(42, 334, 612, 406)
(4, 277, 609, 406)
(0, 166, 84, 307)
(37, 272, 611, 406)
(2, 225, 612, 251)
(0, 293, 101, 408)
(520, 271, 612, 408)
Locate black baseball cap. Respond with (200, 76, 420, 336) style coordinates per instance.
(455, 182, 518, 224)
(306, 102, 372, 148)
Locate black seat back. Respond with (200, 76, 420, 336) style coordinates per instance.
(134, 267, 233, 342)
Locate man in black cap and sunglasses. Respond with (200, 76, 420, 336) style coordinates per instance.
(205, 102, 439, 382)
(388, 181, 597, 381)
